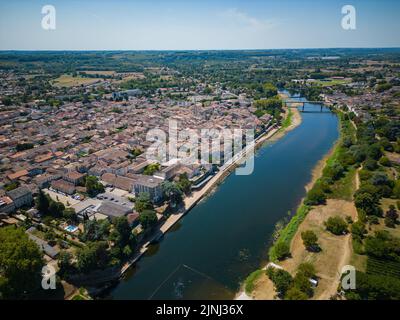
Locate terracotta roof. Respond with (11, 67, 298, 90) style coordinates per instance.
(7, 169, 29, 180)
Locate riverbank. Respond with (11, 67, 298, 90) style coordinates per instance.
(238, 110, 360, 300)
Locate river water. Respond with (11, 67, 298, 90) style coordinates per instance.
(110, 96, 339, 300)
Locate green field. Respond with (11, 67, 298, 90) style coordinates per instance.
(313, 78, 351, 87)
(52, 74, 100, 88)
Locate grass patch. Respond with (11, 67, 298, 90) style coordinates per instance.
(269, 204, 310, 262)
(281, 108, 293, 129)
(72, 294, 86, 300)
(52, 74, 100, 88)
(313, 79, 351, 87)
(244, 269, 264, 294)
(329, 166, 357, 200)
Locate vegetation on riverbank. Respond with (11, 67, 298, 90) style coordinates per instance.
(269, 205, 310, 261)
(244, 269, 264, 294)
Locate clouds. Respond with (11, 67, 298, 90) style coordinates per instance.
(220, 8, 278, 30)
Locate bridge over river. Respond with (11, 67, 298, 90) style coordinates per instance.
(284, 99, 327, 112)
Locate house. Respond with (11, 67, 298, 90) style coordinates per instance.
(133, 175, 163, 202)
(154, 162, 183, 180)
(127, 160, 150, 174)
(0, 196, 15, 213)
(51, 179, 76, 195)
(6, 186, 32, 209)
(101, 173, 135, 192)
(96, 201, 132, 219)
(7, 169, 29, 181)
(34, 172, 61, 188)
(112, 89, 142, 100)
(63, 170, 85, 185)
(26, 227, 59, 259)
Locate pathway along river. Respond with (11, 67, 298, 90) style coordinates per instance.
(110, 95, 339, 300)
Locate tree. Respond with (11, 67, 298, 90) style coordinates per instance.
(81, 219, 110, 242)
(301, 230, 318, 251)
(76, 241, 110, 273)
(49, 200, 65, 218)
(139, 209, 158, 229)
(85, 175, 105, 197)
(354, 186, 382, 216)
(177, 173, 192, 194)
(143, 163, 160, 176)
(112, 216, 135, 249)
(364, 231, 400, 260)
(263, 83, 278, 98)
(161, 181, 183, 206)
(323, 161, 345, 181)
(63, 207, 78, 222)
(364, 158, 378, 171)
(324, 216, 348, 235)
(297, 263, 316, 279)
(367, 144, 383, 160)
(267, 268, 293, 297)
(0, 226, 44, 299)
(304, 186, 326, 206)
(58, 251, 73, 276)
(135, 192, 153, 213)
(36, 189, 50, 214)
(384, 205, 398, 228)
(293, 273, 313, 297)
(273, 241, 290, 261)
(351, 221, 367, 239)
(285, 287, 308, 300)
(379, 156, 391, 167)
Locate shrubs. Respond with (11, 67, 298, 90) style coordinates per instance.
(379, 156, 391, 167)
(364, 231, 400, 261)
(354, 184, 383, 217)
(385, 205, 398, 228)
(266, 268, 293, 297)
(301, 230, 318, 251)
(324, 216, 348, 235)
(285, 287, 308, 300)
(304, 186, 326, 206)
(351, 221, 367, 239)
(273, 241, 291, 261)
(267, 262, 317, 300)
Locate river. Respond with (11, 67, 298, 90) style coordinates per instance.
(109, 95, 339, 300)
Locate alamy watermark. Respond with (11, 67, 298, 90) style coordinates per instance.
(41, 265, 56, 290)
(341, 5, 356, 30)
(145, 119, 256, 175)
(41, 5, 56, 30)
(341, 265, 356, 290)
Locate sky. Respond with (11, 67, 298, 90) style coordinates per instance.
(0, 0, 399, 50)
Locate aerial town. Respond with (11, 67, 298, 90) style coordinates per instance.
(0, 49, 399, 301)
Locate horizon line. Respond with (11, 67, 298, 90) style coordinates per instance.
(1, 46, 400, 53)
